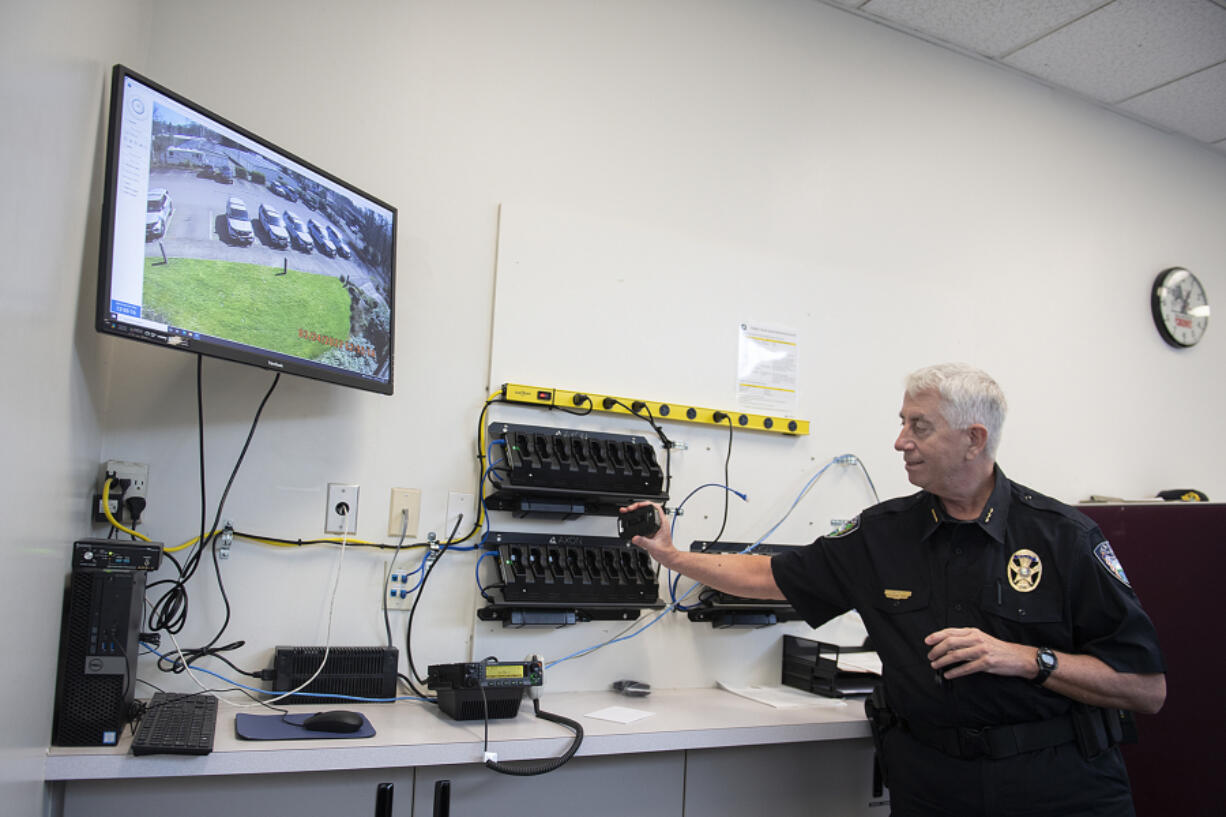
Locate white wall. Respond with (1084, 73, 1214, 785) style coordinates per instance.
(5, 0, 1225, 807)
(0, 0, 152, 811)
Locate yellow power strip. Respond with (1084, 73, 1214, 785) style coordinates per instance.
(500, 383, 809, 436)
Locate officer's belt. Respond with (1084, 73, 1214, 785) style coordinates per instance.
(898, 714, 1076, 760)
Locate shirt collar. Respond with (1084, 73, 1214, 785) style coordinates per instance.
(920, 465, 1011, 544)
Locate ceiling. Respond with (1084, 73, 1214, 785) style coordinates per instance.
(819, 0, 1226, 156)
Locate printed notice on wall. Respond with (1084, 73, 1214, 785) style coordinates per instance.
(736, 322, 798, 414)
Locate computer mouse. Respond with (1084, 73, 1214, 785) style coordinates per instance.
(611, 679, 651, 697)
(301, 710, 364, 733)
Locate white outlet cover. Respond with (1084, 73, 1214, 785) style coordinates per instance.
(388, 488, 421, 537)
(326, 483, 360, 534)
(446, 491, 475, 539)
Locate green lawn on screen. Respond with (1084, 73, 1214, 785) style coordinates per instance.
(143, 257, 351, 360)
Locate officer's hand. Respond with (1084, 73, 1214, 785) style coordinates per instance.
(618, 502, 677, 568)
(924, 627, 1035, 680)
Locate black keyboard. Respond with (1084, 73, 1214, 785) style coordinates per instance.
(131, 692, 219, 756)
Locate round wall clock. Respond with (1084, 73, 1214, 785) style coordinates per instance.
(1151, 267, 1210, 348)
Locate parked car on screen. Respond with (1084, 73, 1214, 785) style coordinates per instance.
(258, 203, 290, 248)
(268, 179, 289, 198)
(146, 188, 173, 240)
(225, 197, 254, 245)
(325, 224, 351, 258)
(308, 218, 336, 256)
(283, 210, 313, 252)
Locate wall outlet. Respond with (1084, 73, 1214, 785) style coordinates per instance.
(105, 460, 149, 499)
(445, 491, 475, 540)
(92, 493, 122, 524)
(388, 488, 421, 537)
(383, 566, 416, 611)
(325, 483, 360, 534)
(95, 460, 149, 523)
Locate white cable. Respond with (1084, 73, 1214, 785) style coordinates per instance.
(199, 507, 354, 709)
(257, 505, 353, 706)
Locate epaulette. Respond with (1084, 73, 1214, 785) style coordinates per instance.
(863, 490, 927, 520)
(1012, 482, 1097, 534)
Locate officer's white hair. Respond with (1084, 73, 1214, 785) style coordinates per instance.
(905, 363, 1008, 460)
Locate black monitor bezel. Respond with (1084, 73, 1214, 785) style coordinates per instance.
(95, 64, 396, 395)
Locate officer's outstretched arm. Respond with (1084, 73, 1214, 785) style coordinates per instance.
(620, 502, 785, 601)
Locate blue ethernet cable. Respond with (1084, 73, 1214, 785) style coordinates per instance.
(475, 549, 497, 600)
(664, 482, 748, 609)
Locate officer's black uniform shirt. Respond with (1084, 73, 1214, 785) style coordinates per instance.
(771, 467, 1164, 730)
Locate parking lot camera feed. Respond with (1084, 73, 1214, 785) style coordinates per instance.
(97, 66, 396, 395)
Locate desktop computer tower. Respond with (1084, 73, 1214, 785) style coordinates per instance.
(51, 539, 162, 746)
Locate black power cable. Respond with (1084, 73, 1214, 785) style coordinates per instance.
(551, 392, 594, 417)
(147, 357, 280, 675)
(383, 509, 413, 650)
(710, 412, 735, 543)
(480, 690, 584, 777)
(405, 514, 465, 689)
(606, 397, 674, 509)
(442, 395, 502, 548)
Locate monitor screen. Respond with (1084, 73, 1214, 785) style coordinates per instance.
(96, 65, 396, 394)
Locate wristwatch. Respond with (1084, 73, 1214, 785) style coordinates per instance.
(1034, 647, 1058, 685)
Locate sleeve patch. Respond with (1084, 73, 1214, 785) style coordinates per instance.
(828, 515, 860, 538)
(1094, 541, 1131, 587)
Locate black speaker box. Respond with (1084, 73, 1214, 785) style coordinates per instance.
(272, 645, 399, 704)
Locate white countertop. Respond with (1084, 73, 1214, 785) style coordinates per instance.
(45, 687, 870, 781)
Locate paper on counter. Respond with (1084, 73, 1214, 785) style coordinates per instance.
(837, 652, 883, 675)
(585, 706, 655, 724)
(716, 682, 847, 709)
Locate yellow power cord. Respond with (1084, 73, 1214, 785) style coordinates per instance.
(101, 477, 385, 553)
(100, 389, 502, 553)
(101, 477, 152, 542)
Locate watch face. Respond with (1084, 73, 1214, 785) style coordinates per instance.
(1152, 267, 1210, 348)
(1038, 649, 1057, 671)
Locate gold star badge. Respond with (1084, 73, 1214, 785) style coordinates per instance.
(1007, 549, 1042, 592)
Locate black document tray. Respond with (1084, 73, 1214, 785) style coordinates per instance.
(781, 634, 878, 698)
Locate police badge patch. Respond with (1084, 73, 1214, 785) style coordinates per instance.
(1094, 541, 1131, 587)
(828, 516, 860, 538)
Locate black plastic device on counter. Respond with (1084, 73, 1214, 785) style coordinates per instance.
(270, 645, 399, 704)
(52, 539, 164, 746)
(427, 659, 544, 720)
(130, 691, 218, 755)
(781, 634, 878, 698)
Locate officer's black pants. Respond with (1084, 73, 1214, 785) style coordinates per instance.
(883, 728, 1135, 817)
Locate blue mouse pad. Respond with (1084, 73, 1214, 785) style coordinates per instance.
(235, 712, 376, 740)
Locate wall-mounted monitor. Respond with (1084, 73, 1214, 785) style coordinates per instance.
(96, 65, 396, 395)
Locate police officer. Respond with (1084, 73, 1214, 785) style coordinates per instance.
(625, 363, 1165, 817)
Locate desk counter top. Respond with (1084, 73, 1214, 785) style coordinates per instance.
(45, 687, 869, 781)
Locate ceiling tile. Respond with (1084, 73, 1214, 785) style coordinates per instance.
(860, 0, 1107, 58)
(1120, 61, 1226, 141)
(1003, 0, 1226, 103)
